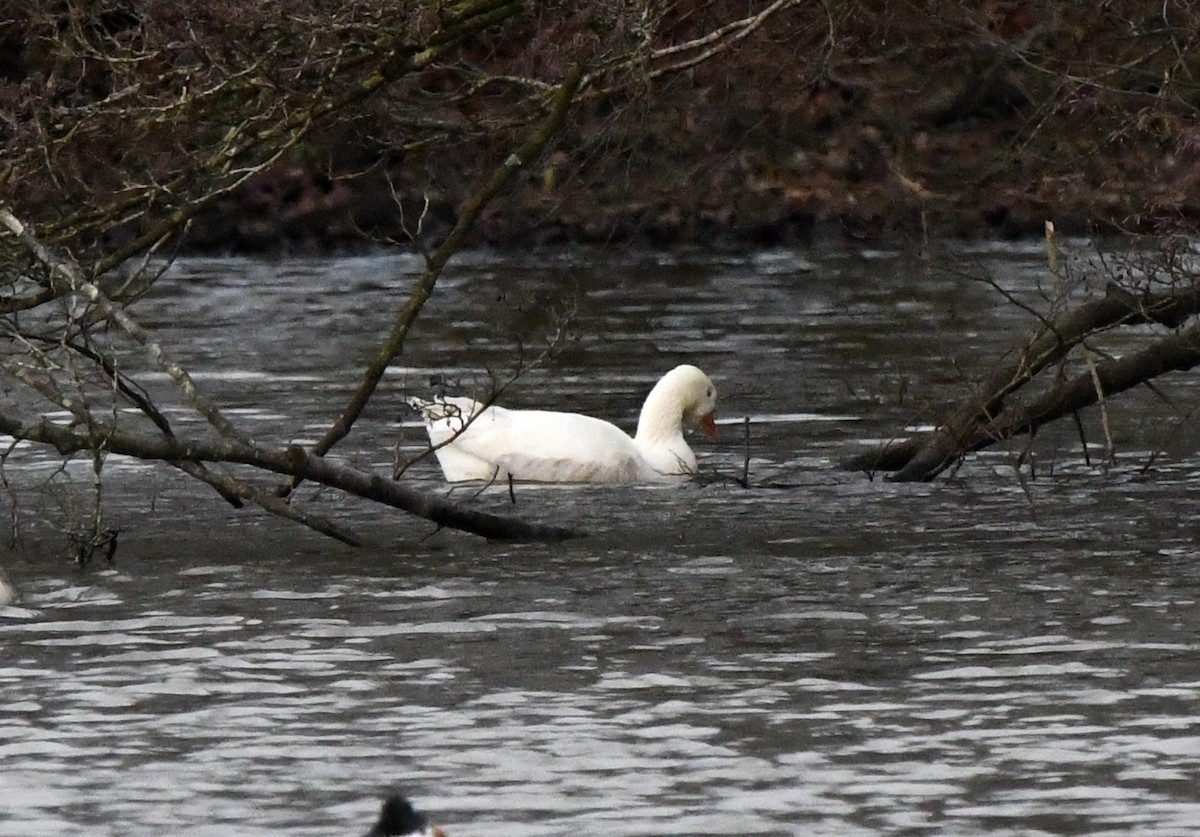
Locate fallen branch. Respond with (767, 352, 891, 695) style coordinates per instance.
(847, 281, 1200, 480)
(981, 323, 1200, 450)
(0, 413, 579, 542)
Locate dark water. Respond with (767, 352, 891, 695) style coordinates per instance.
(3, 245, 1200, 835)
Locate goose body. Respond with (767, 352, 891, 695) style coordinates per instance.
(408, 365, 717, 484)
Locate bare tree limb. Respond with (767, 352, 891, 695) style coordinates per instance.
(0, 413, 579, 542)
(646, 0, 803, 78)
(853, 281, 1200, 481)
(0, 207, 251, 445)
(278, 62, 587, 496)
(169, 461, 366, 547)
(849, 280, 1200, 474)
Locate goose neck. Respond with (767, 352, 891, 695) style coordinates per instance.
(635, 384, 684, 444)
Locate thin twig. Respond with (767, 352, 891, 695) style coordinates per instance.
(0, 207, 250, 445)
(741, 415, 751, 488)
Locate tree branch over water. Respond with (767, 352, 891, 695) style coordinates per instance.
(0, 396, 578, 543)
(0, 205, 577, 543)
(0, 3, 804, 553)
(280, 63, 587, 497)
(844, 235, 1200, 481)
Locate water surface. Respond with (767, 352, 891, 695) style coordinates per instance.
(3, 245, 1200, 835)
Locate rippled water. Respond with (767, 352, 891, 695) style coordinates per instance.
(4, 245, 1200, 835)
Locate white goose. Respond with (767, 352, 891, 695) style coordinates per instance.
(0, 567, 13, 607)
(407, 365, 718, 483)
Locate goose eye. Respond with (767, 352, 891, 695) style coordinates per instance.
(706, 387, 714, 398)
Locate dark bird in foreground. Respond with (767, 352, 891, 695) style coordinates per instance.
(363, 793, 446, 837)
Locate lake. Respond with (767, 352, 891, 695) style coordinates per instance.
(2, 243, 1200, 836)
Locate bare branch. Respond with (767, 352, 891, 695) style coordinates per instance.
(278, 62, 587, 495)
(0, 207, 251, 445)
(0, 412, 579, 542)
(846, 270, 1200, 479)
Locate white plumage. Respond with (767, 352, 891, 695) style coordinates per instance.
(407, 365, 718, 483)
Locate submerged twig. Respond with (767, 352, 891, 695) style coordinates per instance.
(741, 415, 751, 488)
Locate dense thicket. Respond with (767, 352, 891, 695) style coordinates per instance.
(5, 2, 1200, 254)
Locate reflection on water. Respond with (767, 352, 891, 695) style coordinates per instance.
(3, 246, 1200, 835)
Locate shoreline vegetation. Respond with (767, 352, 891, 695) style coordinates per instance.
(179, 5, 1200, 254)
(5, 3, 1198, 257)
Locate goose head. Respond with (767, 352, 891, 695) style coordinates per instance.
(636, 364, 718, 445)
(682, 366, 719, 441)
